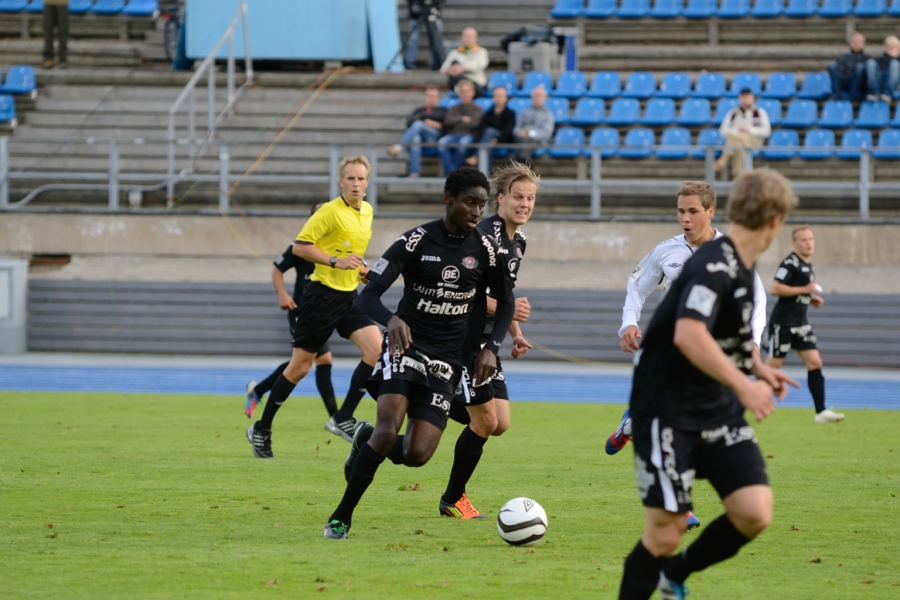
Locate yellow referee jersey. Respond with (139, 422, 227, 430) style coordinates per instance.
(295, 196, 374, 292)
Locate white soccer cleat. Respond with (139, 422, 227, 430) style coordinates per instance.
(814, 408, 845, 423)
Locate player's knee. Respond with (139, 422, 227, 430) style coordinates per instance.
(315, 353, 333, 367)
(368, 427, 399, 456)
(491, 421, 509, 436)
(403, 447, 434, 467)
(644, 526, 683, 557)
(807, 358, 823, 371)
(471, 413, 498, 437)
(284, 362, 311, 382)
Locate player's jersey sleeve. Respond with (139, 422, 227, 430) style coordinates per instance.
(273, 245, 298, 273)
(620, 246, 666, 337)
(674, 267, 732, 332)
(481, 235, 515, 355)
(357, 231, 418, 326)
(295, 203, 335, 246)
(750, 270, 766, 346)
(773, 257, 795, 285)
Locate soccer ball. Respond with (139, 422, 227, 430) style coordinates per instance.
(496, 497, 547, 546)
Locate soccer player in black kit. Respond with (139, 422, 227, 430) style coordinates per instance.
(323, 167, 516, 539)
(765, 225, 844, 423)
(618, 169, 800, 600)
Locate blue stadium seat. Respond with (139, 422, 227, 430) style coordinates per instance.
(693, 72, 727, 98)
(751, 0, 784, 17)
(622, 72, 657, 99)
(676, 98, 712, 126)
(620, 128, 656, 159)
(691, 128, 725, 159)
(507, 98, 532, 115)
(712, 98, 740, 124)
(657, 72, 692, 98)
(554, 72, 588, 99)
(761, 130, 800, 160)
(122, 0, 158, 16)
(890, 103, 900, 126)
(890, 0, 900, 15)
(762, 72, 797, 99)
(619, 0, 651, 17)
(0, 0, 28, 13)
(727, 72, 762, 97)
(836, 129, 873, 159)
(0, 65, 36, 95)
(25, 0, 42, 12)
(570, 98, 606, 126)
(684, 0, 717, 17)
(756, 99, 782, 126)
(585, 127, 620, 158)
(547, 127, 586, 158)
(488, 71, 519, 95)
(651, 0, 684, 17)
(797, 72, 832, 99)
(584, 0, 617, 17)
(517, 72, 554, 98)
(91, 0, 124, 14)
(546, 97, 572, 125)
(854, 0, 886, 15)
(656, 127, 692, 159)
(819, 0, 852, 16)
(473, 97, 494, 112)
(0, 93, 16, 124)
(799, 129, 835, 159)
(550, 0, 585, 18)
(438, 97, 460, 109)
(641, 98, 676, 126)
(855, 100, 890, 128)
(786, 0, 819, 16)
(606, 98, 642, 126)
(718, 0, 750, 17)
(819, 99, 854, 128)
(782, 99, 818, 128)
(69, 0, 93, 14)
(872, 129, 900, 159)
(588, 71, 622, 98)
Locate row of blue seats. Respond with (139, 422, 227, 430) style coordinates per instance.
(0, 0, 157, 16)
(486, 71, 834, 101)
(0, 93, 17, 123)
(0, 66, 35, 95)
(551, 0, 900, 19)
(440, 96, 900, 129)
(538, 125, 900, 159)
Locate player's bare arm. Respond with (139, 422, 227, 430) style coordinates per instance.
(750, 356, 800, 401)
(486, 295, 530, 322)
(509, 320, 532, 359)
(293, 242, 364, 270)
(770, 280, 819, 297)
(271, 267, 297, 311)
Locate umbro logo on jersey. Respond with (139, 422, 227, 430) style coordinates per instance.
(416, 299, 470, 315)
(667, 263, 682, 269)
(421, 255, 441, 262)
(442, 266, 460, 283)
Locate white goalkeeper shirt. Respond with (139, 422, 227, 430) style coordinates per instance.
(619, 230, 767, 346)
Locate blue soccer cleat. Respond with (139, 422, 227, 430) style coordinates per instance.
(686, 512, 701, 530)
(658, 571, 690, 599)
(605, 408, 632, 455)
(244, 380, 260, 419)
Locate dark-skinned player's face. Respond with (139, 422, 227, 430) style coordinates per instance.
(445, 186, 488, 234)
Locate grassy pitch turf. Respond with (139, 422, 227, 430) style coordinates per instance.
(1, 391, 898, 598)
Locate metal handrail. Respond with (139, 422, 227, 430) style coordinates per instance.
(166, 0, 252, 202)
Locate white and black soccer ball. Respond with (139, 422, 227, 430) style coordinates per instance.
(497, 497, 547, 546)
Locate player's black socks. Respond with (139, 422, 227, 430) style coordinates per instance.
(254, 361, 289, 397)
(663, 514, 751, 584)
(258, 375, 296, 430)
(618, 540, 665, 600)
(315, 364, 337, 416)
(442, 426, 489, 504)
(334, 360, 373, 421)
(330, 443, 385, 526)
(386, 435, 405, 465)
(808, 368, 826, 414)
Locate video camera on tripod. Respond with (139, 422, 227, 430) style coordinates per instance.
(408, 0, 443, 19)
(401, 0, 446, 70)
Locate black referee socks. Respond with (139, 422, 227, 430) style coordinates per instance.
(442, 426, 489, 505)
(315, 364, 337, 416)
(331, 443, 385, 526)
(663, 514, 751, 584)
(808, 368, 826, 414)
(618, 540, 664, 600)
(334, 360, 374, 421)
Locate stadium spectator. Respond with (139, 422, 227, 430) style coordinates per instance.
(42, 0, 69, 69)
(440, 27, 489, 97)
(513, 86, 555, 165)
(468, 86, 516, 171)
(404, 0, 445, 71)
(828, 32, 869, 101)
(437, 80, 483, 174)
(387, 86, 447, 178)
(865, 35, 900, 102)
(715, 89, 771, 179)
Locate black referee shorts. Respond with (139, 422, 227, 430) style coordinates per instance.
(290, 282, 375, 353)
(766, 321, 818, 359)
(288, 309, 330, 356)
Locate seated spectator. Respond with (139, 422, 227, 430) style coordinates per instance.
(468, 86, 516, 171)
(715, 89, 771, 179)
(828, 32, 868, 101)
(440, 27, 489, 97)
(437, 80, 483, 174)
(387, 86, 446, 178)
(513, 86, 555, 165)
(866, 35, 900, 102)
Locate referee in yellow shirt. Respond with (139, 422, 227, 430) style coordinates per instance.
(247, 156, 383, 458)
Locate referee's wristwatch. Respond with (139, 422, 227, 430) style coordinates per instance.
(329, 256, 338, 268)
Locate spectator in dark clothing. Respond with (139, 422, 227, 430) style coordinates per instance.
(438, 80, 483, 174)
(42, 0, 69, 69)
(388, 87, 447, 178)
(828, 32, 868, 101)
(866, 35, 900, 102)
(469, 86, 516, 172)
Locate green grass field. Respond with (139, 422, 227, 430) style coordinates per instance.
(1, 391, 898, 598)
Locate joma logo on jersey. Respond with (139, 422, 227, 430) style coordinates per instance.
(405, 228, 425, 252)
(416, 299, 469, 315)
(421, 255, 441, 262)
(426, 359, 453, 382)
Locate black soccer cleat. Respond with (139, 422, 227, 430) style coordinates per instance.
(344, 420, 374, 482)
(247, 422, 274, 458)
(323, 519, 350, 539)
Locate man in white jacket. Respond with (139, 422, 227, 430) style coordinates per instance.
(441, 28, 489, 96)
(715, 89, 771, 179)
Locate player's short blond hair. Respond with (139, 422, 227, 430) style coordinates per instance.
(677, 181, 716, 209)
(338, 155, 371, 179)
(791, 224, 812, 240)
(727, 168, 797, 230)
(489, 162, 541, 210)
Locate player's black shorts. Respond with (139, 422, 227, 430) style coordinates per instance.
(289, 282, 375, 353)
(288, 309, 330, 356)
(766, 321, 818, 359)
(631, 416, 769, 514)
(366, 339, 460, 431)
(453, 355, 509, 406)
